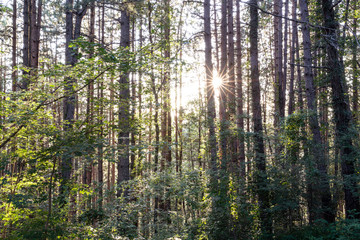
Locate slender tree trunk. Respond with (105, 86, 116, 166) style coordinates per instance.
(131, 20, 136, 179)
(274, 0, 284, 127)
(213, 0, 220, 71)
(288, 0, 297, 115)
(321, 0, 360, 219)
(98, 2, 105, 209)
(84, 0, 95, 204)
(60, 0, 75, 207)
(12, 0, 16, 92)
(353, 0, 358, 119)
(117, 2, 131, 198)
(227, 0, 237, 172)
(249, 0, 271, 235)
(299, 0, 335, 223)
(29, 0, 42, 71)
(148, 2, 159, 231)
(61, 0, 87, 208)
(283, 0, 289, 115)
(220, 0, 228, 162)
(295, 24, 304, 111)
(236, 0, 245, 177)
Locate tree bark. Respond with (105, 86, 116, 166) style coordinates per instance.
(321, 0, 360, 219)
(250, 0, 271, 235)
(61, 0, 87, 206)
(283, 0, 289, 115)
(353, 0, 358, 119)
(12, 0, 16, 92)
(274, 0, 284, 126)
(299, 0, 335, 223)
(227, 0, 237, 172)
(288, 0, 297, 115)
(236, 0, 245, 177)
(220, 0, 228, 163)
(117, 2, 131, 198)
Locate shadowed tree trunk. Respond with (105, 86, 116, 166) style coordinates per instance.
(299, 0, 335, 223)
(12, 0, 16, 92)
(321, 0, 360, 219)
(236, 0, 245, 177)
(249, 0, 271, 235)
(117, 2, 131, 198)
(22, 0, 42, 90)
(60, 0, 88, 207)
(353, 0, 358, 119)
(274, 0, 284, 127)
(227, 0, 237, 172)
(288, 0, 297, 115)
(220, 0, 228, 161)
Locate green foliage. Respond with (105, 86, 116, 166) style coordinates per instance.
(276, 219, 360, 240)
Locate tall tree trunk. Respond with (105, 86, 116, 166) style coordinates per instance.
(288, 0, 297, 115)
(23, 0, 29, 75)
(274, 0, 284, 126)
(249, 0, 271, 235)
(130, 20, 136, 179)
(23, 0, 42, 90)
(321, 0, 360, 219)
(295, 23, 304, 111)
(148, 2, 160, 231)
(299, 0, 335, 223)
(84, 0, 95, 204)
(283, 0, 289, 115)
(227, 0, 237, 172)
(236, 0, 245, 177)
(205, 1, 226, 239)
(61, 0, 87, 207)
(353, 0, 358, 119)
(60, 0, 75, 206)
(12, 0, 16, 92)
(98, 1, 105, 209)
(213, 0, 220, 71)
(220, 0, 228, 163)
(117, 2, 131, 198)
(29, 0, 42, 71)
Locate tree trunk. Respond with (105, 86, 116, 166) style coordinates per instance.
(353, 0, 358, 119)
(283, 0, 289, 115)
(12, 0, 16, 92)
(274, 0, 284, 126)
(236, 0, 246, 177)
(61, 0, 87, 207)
(250, 0, 271, 235)
(213, 0, 220, 71)
(227, 0, 237, 173)
(220, 0, 228, 164)
(29, 0, 42, 71)
(321, 0, 360, 219)
(117, 2, 131, 198)
(60, 0, 75, 207)
(299, 0, 335, 223)
(288, 0, 297, 115)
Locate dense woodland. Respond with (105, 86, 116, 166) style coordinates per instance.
(0, 0, 360, 239)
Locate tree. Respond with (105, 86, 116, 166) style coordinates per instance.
(249, 0, 271, 235)
(117, 1, 131, 198)
(321, 0, 360, 219)
(61, 0, 88, 205)
(299, 0, 334, 223)
(236, 0, 245, 177)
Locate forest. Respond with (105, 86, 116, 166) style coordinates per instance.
(0, 0, 360, 239)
